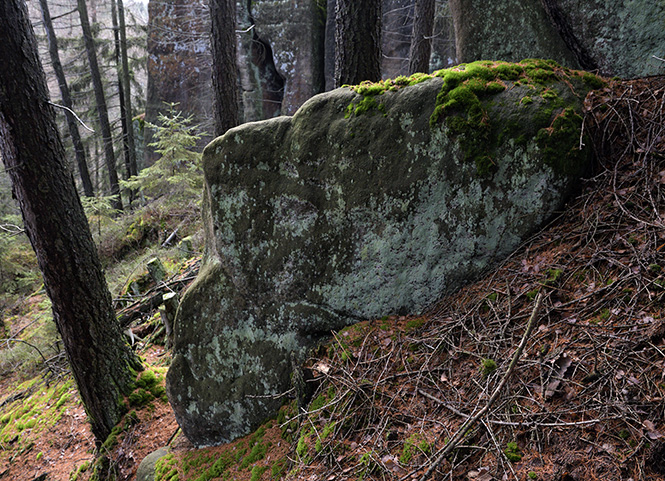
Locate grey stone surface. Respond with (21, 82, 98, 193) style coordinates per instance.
(136, 447, 169, 481)
(167, 62, 595, 446)
(449, 0, 665, 78)
(551, 0, 665, 78)
(449, 0, 579, 68)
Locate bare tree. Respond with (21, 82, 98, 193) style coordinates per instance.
(38, 0, 94, 197)
(408, 0, 436, 74)
(0, 0, 142, 443)
(111, 0, 138, 205)
(77, 0, 123, 210)
(334, 0, 382, 87)
(210, 0, 240, 136)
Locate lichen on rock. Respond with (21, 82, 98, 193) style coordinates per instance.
(166, 60, 599, 447)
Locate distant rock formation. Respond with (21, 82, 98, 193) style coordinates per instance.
(144, 0, 664, 166)
(166, 60, 599, 446)
(144, 0, 213, 167)
(144, 0, 457, 164)
(450, 0, 665, 78)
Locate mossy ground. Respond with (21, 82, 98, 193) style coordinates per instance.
(155, 411, 293, 481)
(0, 377, 76, 452)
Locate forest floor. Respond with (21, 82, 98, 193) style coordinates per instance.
(0, 75, 664, 481)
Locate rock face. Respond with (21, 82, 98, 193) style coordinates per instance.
(546, 0, 665, 78)
(166, 60, 598, 446)
(249, 0, 326, 116)
(144, 0, 213, 166)
(450, 0, 665, 78)
(449, 0, 578, 69)
(145, 0, 458, 152)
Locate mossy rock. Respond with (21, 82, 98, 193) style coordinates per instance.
(137, 447, 169, 481)
(167, 61, 596, 447)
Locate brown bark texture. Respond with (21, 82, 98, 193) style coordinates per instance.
(38, 0, 94, 197)
(210, 0, 240, 137)
(334, 0, 382, 87)
(0, 0, 142, 443)
(77, 0, 123, 210)
(408, 0, 436, 74)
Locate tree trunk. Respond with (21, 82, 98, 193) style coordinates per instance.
(38, 0, 94, 198)
(111, 0, 135, 205)
(0, 0, 142, 443)
(408, 0, 436, 74)
(334, 0, 382, 87)
(77, 0, 123, 211)
(117, 0, 138, 178)
(210, 0, 240, 137)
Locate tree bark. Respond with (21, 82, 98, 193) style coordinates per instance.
(0, 0, 142, 443)
(111, 0, 136, 206)
(408, 0, 436, 74)
(334, 0, 382, 87)
(77, 0, 123, 211)
(116, 0, 138, 178)
(38, 0, 94, 198)
(210, 0, 240, 137)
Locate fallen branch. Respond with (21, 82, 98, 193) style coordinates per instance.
(416, 291, 544, 481)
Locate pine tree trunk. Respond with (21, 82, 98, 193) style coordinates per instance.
(334, 0, 382, 87)
(77, 0, 123, 211)
(117, 0, 138, 177)
(408, 0, 436, 74)
(38, 0, 94, 198)
(210, 0, 240, 137)
(0, 0, 142, 443)
(111, 0, 135, 205)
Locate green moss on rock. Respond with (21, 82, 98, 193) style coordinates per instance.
(428, 59, 597, 177)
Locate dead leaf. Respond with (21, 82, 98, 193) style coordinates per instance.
(468, 467, 493, 481)
(545, 353, 573, 399)
(312, 361, 330, 375)
(643, 420, 664, 439)
(381, 455, 406, 475)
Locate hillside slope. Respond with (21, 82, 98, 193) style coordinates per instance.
(0, 75, 663, 481)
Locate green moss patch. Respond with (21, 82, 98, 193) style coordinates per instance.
(0, 377, 76, 453)
(399, 433, 431, 465)
(155, 453, 179, 481)
(125, 368, 168, 409)
(344, 73, 435, 118)
(535, 107, 590, 175)
(157, 416, 291, 481)
(428, 59, 602, 177)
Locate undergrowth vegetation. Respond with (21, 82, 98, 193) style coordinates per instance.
(0, 105, 206, 479)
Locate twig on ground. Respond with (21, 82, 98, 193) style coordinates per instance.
(416, 292, 544, 481)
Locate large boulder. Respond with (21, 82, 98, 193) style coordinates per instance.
(166, 60, 599, 446)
